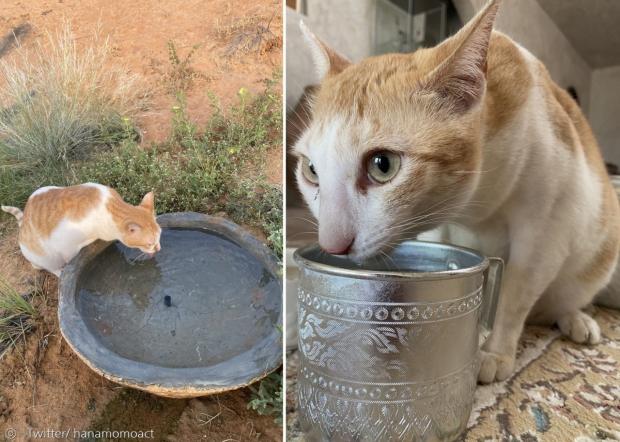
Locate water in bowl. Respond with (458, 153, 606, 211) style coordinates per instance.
(77, 228, 281, 369)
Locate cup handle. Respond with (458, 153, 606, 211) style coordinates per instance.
(479, 257, 504, 347)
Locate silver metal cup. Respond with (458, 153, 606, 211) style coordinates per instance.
(294, 241, 503, 442)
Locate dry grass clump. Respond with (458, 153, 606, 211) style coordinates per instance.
(214, 14, 281, 57)
(0, 277, 36, 359)
(0, 23, 144, 206)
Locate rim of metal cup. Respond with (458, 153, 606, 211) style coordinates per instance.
(293, 240, 490, 281)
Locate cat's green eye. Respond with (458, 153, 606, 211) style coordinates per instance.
(301, 156, 319, 185)
(367, 151, 401, 184)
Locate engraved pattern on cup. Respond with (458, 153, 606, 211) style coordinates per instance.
(295, 242, 495, 442)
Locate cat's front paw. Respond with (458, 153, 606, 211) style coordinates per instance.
(558, 310, 601, 344)
(478, 350, 515, 384)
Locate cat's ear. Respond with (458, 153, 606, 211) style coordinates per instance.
(300, 21, 351, 80)
(140, 191, 154, 211)
(422, 0, 500, 112)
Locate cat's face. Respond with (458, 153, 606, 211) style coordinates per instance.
(295, 2, 498, 261)
(295, 76, 482, 261)
(119, 192, 162, 255)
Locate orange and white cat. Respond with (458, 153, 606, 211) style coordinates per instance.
(294, 0, 620, 383)
(2, 183, 162, 277)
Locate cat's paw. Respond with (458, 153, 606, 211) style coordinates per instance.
(558, 311, 601, 344)
(478, 350, 515, 384)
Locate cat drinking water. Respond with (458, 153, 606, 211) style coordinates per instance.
(293, 0, 620, 383)
(2, 183, 161, 277)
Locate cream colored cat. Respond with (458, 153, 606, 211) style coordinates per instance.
(294, 0, 620, 383)
(2, 183, 162, 277)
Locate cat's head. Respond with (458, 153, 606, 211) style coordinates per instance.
(118, 191, 162, 255)
(294, 1, 499, 261)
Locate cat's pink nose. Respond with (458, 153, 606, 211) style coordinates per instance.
(322, 238, 354, 255)
(155, 244, 161, 252)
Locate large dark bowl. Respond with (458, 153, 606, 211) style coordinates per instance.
(59, 212, 282, 398)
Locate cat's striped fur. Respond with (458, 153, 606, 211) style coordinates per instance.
(2, 183, 161, 276)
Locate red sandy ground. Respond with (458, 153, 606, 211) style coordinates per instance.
(0, 0, 283, 183)
(0, 1, 282, 440)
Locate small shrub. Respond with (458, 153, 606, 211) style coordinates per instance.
(205, 78, 282, 156)
(214, 14, 281, 57)
(78, 140, 218, 213)
(170, 93, 199, 146)
(0, 24, 142, 208)
(226, 179, 282, 255)
(247, 371, 283, 425)
(164, 40, 203, 93)
(78, 80, 283, 255)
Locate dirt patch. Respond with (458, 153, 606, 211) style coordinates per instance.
(0, 0, 282, 439)
(0, 230, 36, 294)
(0, 0, 283, 184)
(0, 274, 119, 436)
(171, 393, 282, 441)
(89, 390, 188, 439)
(214, 13, 281, 58)
(0, 23, 31, 58)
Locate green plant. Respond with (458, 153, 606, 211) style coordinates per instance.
(226, 178, 282, 256)
(78, 78, 283, 255)
(170, 93, 199, 146)
(205, 78, 282, 156)
(0, 24, 142, 208)
(165, 40, 202, 93)
(0, 277, 36, 358)
(247, 371, 283, 425)
(78, 140, 217, 213)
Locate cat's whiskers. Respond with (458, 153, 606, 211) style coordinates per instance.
(286, 100, 314, 134)
(288, 231, 318, 241)
(290, 216, 318, 228)
(378, 250, 398, 270)
(287, 215, 318, 241)
(130, 252, 148, 263)
(451, 163, 501, 176)
(359, 201, 483, 258)
(286, 117, 310, 137)
(383, 204, 471, 233)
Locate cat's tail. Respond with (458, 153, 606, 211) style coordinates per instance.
(1, 206, 23, 226)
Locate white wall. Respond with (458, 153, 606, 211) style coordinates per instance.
(290, 1, 593, 113)
(286, 9, 313, 110)
(453, 0, 592, 111)
(590, 65, 620, 166)
(304, 0, 376, 63)
(286, 1, 375, 110)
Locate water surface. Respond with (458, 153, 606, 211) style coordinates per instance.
(77, 228, 281, 369)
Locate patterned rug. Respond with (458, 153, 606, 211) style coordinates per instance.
(286, 307, 620, 441)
